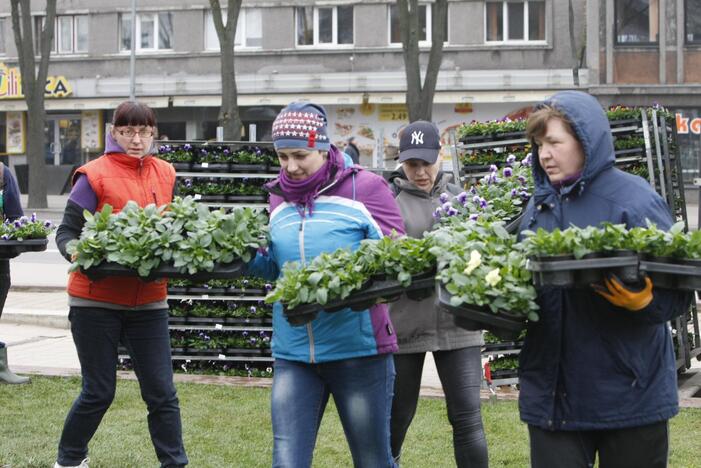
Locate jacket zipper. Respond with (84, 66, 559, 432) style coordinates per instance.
(298, 215, 316, 363)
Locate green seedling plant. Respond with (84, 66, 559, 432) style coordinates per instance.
(68, 196, 268, 277)
(429, 219, 539, 320)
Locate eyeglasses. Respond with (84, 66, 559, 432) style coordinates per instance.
(116, 128, 154, 139)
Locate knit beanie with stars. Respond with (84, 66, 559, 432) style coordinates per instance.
(272, 101, 331, 152)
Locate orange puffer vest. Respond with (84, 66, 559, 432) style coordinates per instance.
(67, 153, 175, 306)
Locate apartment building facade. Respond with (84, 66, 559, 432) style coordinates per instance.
(587, 0, 701, 185)
(0, 0, 586, 188)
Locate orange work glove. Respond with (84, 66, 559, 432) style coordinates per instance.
(592, 273, 653, 311)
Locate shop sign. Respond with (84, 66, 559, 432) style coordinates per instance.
(0, 62, 72, 99)
(676, 113, 701, 135)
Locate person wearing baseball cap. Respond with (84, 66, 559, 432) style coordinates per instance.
(248, 101, 405, 467)
(389, 120, 488, 466)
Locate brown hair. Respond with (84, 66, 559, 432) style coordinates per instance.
(112, 101, 157, 127)
(526, 105, 578, 144)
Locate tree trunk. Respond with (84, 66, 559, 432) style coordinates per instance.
(210, 0, 242, 141)
(10, 0, 56, 209)
(220, 44, 242, 140)
(398, 0, 447, 122)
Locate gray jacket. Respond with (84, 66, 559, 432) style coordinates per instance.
(389, 171, 483, 353)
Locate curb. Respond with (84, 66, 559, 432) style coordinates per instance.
(2, 311, 69, 329)
(10, 285, 66, 293)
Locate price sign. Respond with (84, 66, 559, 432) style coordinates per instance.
(378, 104, 409, 121)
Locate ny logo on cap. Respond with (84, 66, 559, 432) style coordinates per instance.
(411, 131, 424, 145)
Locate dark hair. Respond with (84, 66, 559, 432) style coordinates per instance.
(112, 101, 157, 127)
(526, 105, 577, 144)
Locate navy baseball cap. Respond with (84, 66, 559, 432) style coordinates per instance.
(398, 120, 441, 164)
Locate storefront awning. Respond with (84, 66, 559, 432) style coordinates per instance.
(172, 93, 366, 107)
(172, 90, 554, 108)
(0, 96, 170, 112)
(368, 90, 553, 104)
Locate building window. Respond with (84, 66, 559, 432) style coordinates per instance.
(205, 8, 262, 50)
(388, 3, 447, 45)
(686, 0, 701, 43)
(120, 12, 173, 52)
(34, 15, 89, 54)
(615, 0, 659, 44)
(486, 1, 545, 43)
(296, 6, 354, 46)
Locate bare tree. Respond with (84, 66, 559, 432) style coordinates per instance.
(209, 0, 243, 140)
(10, 0, 56, 209)
(568, 0, 586, 86)
(398, 0, 448, 122)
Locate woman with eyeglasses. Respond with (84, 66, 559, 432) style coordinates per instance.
(53, 101, 188, 468)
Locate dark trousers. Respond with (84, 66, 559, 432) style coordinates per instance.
(391, 347, 488, 468)
(529, 421, 669, 468)
(57, 306, 188, 467)
(0, 260, 10, 347)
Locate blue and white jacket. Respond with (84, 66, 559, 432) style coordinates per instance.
(248, 151, 406, 363)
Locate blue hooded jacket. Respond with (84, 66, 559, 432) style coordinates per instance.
(517, 91, 691, 431)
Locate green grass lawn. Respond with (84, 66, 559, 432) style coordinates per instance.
(0, 376, 699, 467)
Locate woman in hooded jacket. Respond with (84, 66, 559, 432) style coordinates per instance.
(517, 90, 691, 468)
(387, 121, 488, 467)
(247, 101, 405, 467)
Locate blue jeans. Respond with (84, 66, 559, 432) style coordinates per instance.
(272, 354, 397, 468)
(57, 307, 188, 467)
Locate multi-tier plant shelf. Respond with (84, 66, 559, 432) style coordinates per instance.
(116, 140, 278, 378)
(451, 106, 701, 384)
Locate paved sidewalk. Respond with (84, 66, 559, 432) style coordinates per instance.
(0, 291, 451, 397)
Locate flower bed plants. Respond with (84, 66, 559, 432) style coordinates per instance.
(168, 276, 272, 296)
(606, 104, 673, 126)
(169, 329, 272, 357)
(169, 299, 272, 325)
(429, 219, 539, 340)
(459, 147, 530, 172)
(0, 214, 55, 259)
(172, 360, 273, 378)
(457, 118, 527, 143)
(177, 178, 268, 203)
(158, 143, 278, 173)
(434, 155, 533, 232)
(487, 355, 520, 379)
(68, 196, 268, 281)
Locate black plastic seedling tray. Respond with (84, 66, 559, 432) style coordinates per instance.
(0, 238, 49, 259)
(82, 258, 248, 282)
(527, 252, 639, 288)
(283, 275, 436, 327)
(639, 257, 701, 291)
(437, 285, 528, 341)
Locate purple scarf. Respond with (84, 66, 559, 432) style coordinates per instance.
(269, 145, 344, 216)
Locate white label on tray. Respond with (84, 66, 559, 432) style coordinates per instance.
(214, 323, 223, 330)
(194, 194, 202, 200)
(201, 162, 209, 168)
(218, 354, 226, 360)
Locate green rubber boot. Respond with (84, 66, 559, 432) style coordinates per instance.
(0, 346, 30, 384)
